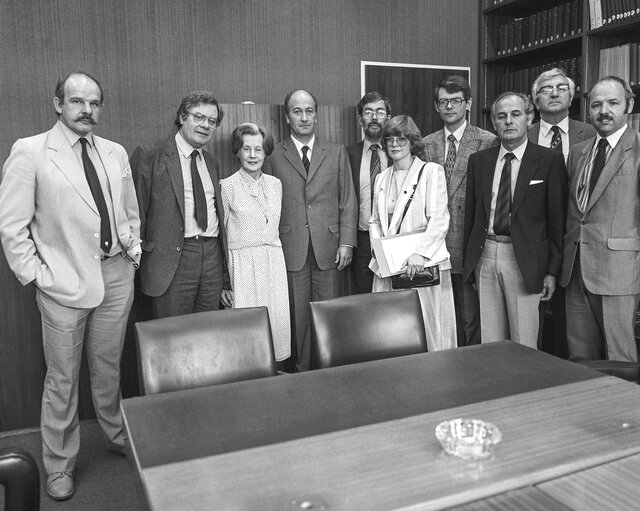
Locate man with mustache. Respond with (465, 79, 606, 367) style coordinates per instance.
(422, 75, 498, 346)
(131, 91, 232, 319)
(561, 76, 640, 362)
(347, 91, 391, 293)
(264, 89, 357, 371)
(528, 68, 596, 357)
(0, 71, 141, 500)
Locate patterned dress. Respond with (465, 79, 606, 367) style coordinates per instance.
(220, 169, 291, 361)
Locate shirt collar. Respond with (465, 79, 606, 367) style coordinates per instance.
(175, 131, 202, 159)
(57, 120, 95, 148)
(540, 116, 569, 137)
(596, 124, 628, 150)
(290, 134, 315, 153)
(445, 120, 467, 142)
(498, 138, 528, 161)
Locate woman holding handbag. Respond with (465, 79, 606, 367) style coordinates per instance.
(369, 115, 456, 351)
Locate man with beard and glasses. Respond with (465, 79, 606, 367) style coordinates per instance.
(0, 71, 141, 501)
(347, 91, 391, 293)
(422, 75, 498, 346)
(561, 76, 640, 362)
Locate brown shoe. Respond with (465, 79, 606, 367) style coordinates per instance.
(46, 471, 74, 501)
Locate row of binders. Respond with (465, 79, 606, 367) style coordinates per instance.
(495, 1, 583, 57)
(589, 0, 640, 29)
(492, 57, 583, 97)
(599, 43, 640, 86)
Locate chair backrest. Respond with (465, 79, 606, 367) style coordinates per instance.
(576, 360, 640, 383)
(310, 289, 427, 369)
(0, 447, 40, 511)
(135, 307, 276, 395)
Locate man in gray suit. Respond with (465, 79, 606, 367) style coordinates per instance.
(562, 76, 640, 362)
(422, 75, 498, 346)
(131, 91, 231, 319)
(529, 68, 596, 358)
(0, 72, 141, 500)
(347, 91, 391, 294)
(265, 89, 357, 371)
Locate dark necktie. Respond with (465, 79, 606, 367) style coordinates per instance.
(493, 152, 515, 236)
(550, 125, 563, 155)
(190, 150, 208, 231)
(79, 138, 112, 253)
(301, 145, 310, 173)
(444, 134, 457, 185)
(370, 144, 381, 199)
(589, 138, 609, 196)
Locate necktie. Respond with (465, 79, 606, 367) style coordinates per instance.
(550, 125, 563, 155)
(589, 138, 609, 197)
(493, 152, 515, 236)
(370, 144, 381, 199)
(301, 146, 310, 173)
(444, 134, 457, 184)
(190, 150, 208, 231)
(79, 138, 112, 253)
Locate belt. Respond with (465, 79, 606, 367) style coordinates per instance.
(486, 234, 512, 243)
(100, 253, 118, 261)
(184, 235, 216, 242)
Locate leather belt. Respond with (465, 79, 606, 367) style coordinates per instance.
(184, 235, 216, 242)
(486, 234, 512, 243)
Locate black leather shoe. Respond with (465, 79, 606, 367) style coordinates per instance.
(46, 471, 74, 501)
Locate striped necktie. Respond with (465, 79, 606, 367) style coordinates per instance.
(301, 146, 310, 173)
(493, 152, 515, 236)
(550, 125, 563, 155)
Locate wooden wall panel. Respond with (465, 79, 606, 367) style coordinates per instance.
(0, 0, 480, 430)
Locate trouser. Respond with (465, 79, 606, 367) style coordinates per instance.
(451, 272, 481, 346)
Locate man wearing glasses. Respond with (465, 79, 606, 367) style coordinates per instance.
(347, 91, 391, 293)
(131, 91, 231, 319)
(422, 75, 498, 346)
(528, 69, 595, 358)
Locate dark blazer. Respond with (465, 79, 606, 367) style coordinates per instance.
(347, 141, 365, 204)
(264, 136, 357, 272)
(131, 135, 225, 297)
(422, 124, 499, 273)
(463, 142, 567, 293)
(528, 118, 597, 149)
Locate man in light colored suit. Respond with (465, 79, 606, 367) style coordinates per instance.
(131, 91, 231, 319)
(561, 76, 640, 362)
(0, 72, 141, 500)
(264, 89, 357, 371)
(529, 68, 596, 358)
(347, 91, 390, 294)
(422, 75, 498, 346)
(464, 92, 567, 349)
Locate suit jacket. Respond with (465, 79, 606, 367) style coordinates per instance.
(528, 118, 597, 149)
(346, 141, 384, 206)
(369, 157, 451, 273)
(560, 127, 640, 294)
(422, 124, 498, 273)
(463, 142, 567, 293)
(131, 135, 225, 297)
(0, 121, 141, 308)
(263, 136, 357, 272)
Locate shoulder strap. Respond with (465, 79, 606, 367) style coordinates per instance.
(395, 163, 426, 235)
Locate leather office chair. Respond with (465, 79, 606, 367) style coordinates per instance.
(135, 307, 277, 395)
(576, 360, 640, 383)
(310, 289, 428, 369)
(0, 447, 40, 511)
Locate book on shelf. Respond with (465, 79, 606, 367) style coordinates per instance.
(589, 0, 640, 28)
(598, 43, 640, 87)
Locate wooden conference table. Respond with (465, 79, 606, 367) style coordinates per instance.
(122, 342, 640, 510)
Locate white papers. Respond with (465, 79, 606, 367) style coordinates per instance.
(371, 231, 425, 278)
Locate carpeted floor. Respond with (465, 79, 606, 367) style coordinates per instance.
(0, 419, 143, 510)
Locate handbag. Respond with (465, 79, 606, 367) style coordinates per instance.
(387, 163, 441, 290)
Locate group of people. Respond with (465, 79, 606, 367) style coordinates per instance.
(0, 68, 638, 501)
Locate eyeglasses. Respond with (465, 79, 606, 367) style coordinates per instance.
(189, 112, 219, 127)
(436, 98, 466, 110)
(362, 108, 388, 119)
(383, 136, 409, 147)
(537, 84, 571, 95)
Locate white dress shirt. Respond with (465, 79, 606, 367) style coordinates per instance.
(538, 116, 570, 163)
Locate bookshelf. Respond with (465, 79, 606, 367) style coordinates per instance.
(480, 0, 640, 131)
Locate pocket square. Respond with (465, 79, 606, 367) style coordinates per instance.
(529, 180, 543, 185)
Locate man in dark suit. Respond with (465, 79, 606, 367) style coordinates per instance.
(528, 68, 597, 357)
(131, 91, 231, 319)
(346, 91, 390, 293)
(422, 75, 498, 346)
(464, 92, 567, 348)
(561, 76, 640, 362)
(264, 89, 357, 371)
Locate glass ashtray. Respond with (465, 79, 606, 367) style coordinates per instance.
(435, 418, 502, 459)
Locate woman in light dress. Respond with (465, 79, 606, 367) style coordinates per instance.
(220, 123, 291, 366)
(369, 115, 457, 351)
